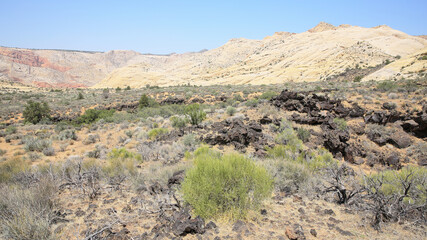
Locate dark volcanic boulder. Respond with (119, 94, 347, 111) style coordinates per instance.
(203, 119, 265, 150)
(171, 209, 205, 236)
(161, 97, 186, 105)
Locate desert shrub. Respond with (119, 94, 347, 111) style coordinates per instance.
(0, 149, 6, 156)
(23, 100, 51, 124)
(267, 145, 335, 171)
(182, 147, 273, 219)
(376, 81, 397, 92)
(42, 147, 55, 156)
(0, 180, 57, 240)
(5, 126, 17, 135)
(363, 166, 427, 229)
(103, 148, 142, 178)
(263, 158, 310, 193)
(83, 134, 100, 145)
(245, 98, 259, 107)
(333, 118, 348, 131)
(185, 103, 206, 126)
(170, 116, 187, 129)
(139, 94, 157, 108)
(135, 161, 190, 188)
(147, 128, 168, 140)
(322, 163, 363, 204)
(407, 141, 427, 164)
(0, 157, 29, 183)
(275, 128, 304, 151)
(77, 92, 84, 100)
(181, 133, 199, 151)
(24, 137, 52, 152)
(258, 91, 277, 100)
(354, 76, 363, 82)
(102, 88, 109, 99)
(138, 141, 186, 162)
(125, 86, 131, 90)
(226, 106, 236, 116)
(74, 109, 115, 125)
(86, 144, 107, 159)
(233, 94, 244, 102)
(296, 127, 311, 143)
(58, 129, 77, 141)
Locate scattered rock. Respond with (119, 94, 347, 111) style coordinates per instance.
(171, 209, 205, 236)
(167, 170, 185, 188)
(310, 229, 317, 237)
(232, 220, 247, 233)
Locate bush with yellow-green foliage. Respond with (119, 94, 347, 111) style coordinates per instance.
(147, 128, 169, 140)
(0, 157, 29, 183)
(103, 148, 142, 179)
(182, 146, 273, 220)
(363, 166, 427, 229)
(185, 103, 206, 126)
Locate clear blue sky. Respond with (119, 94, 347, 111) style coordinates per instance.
(1, 0, 426, 54)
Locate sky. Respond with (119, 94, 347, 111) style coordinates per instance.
(1, 0, 426, 54)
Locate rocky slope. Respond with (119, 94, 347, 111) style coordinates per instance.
(1, 22, 426, 88)
(0, 48, 140, 87)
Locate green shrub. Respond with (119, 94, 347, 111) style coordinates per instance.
(226, 106, 236, 116)
(147, 128, 168, 140)
(185, 103, 206, 126)
(139, 94, 157, 108)
(58, 129, 77, 141)
(296, 127, 311, 143)
(125, 86, 131, 90)
(103, 148, 142, 177)
(376, 81, 397, 92)
(333, 118, 348, 131)
(182, 147, 273, 219)
(170, 116, 188, 129)
(74, 109, 115, 125)
(263, 159, 311, 193)
(0, 157, 29, 183)
(267, 145, 335, 171)
(259, 91, 277, 100)
(233, 94, 244, 102)
(354, 76, 363, 82)
(275, 128, 304, 151)
(24, 137, 52, 152)
(245, 99, 259, 107)
(23, 100, 51, 124)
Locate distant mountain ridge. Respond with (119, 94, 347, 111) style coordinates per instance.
(1, 22, 426, 88)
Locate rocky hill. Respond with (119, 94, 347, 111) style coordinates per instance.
(1, 22, 426, 88)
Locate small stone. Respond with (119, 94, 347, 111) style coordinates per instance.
(310, 228, 317, 237)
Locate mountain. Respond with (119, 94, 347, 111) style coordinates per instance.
(1, 22, 426, 88)
(0, 48, 140, 87)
